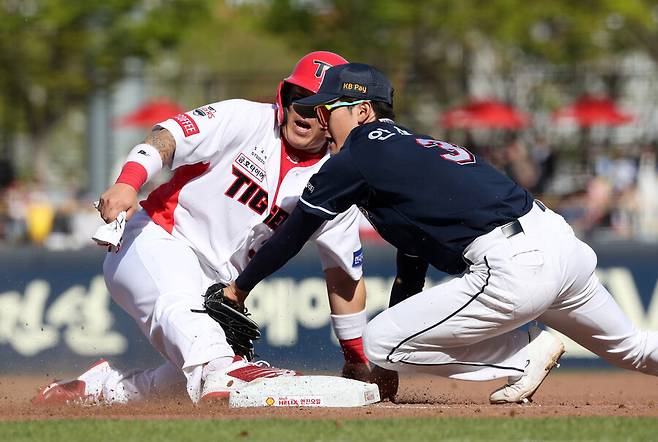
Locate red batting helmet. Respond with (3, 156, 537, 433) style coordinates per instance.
(276, 51, 348, 125)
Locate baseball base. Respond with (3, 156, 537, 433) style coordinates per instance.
(228, 375, 380, 408)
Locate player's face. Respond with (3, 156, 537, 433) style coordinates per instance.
(281, 86, 328, 153)
(320, 106, 361, 153)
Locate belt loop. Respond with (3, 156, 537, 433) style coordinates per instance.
(534, 199, 546, 212)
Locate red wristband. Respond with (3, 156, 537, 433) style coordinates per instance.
(115, 161, 148, 191)
(339, 337, 368, 364)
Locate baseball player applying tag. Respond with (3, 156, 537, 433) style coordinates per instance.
(33, 52, 372, 406)
(224, 63, 658, 404)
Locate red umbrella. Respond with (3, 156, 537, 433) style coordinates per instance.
(440, 99, 529, 130)
(552, 96, 633, 127)
(115, 98, 185, 128)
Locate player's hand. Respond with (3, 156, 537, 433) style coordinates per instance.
(224, 282, 249, 308)
(97, 183, 138, 223)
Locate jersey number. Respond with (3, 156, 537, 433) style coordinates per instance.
(415, 138, 475, 165)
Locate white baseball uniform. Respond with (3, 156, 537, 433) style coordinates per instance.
(103, 99, 363, 403)
(276, 117, 657, 385)
(364, 203, 658, 379)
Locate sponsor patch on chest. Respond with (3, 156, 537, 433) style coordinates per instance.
(235, 153, 265, 182)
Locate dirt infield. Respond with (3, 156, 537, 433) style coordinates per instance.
(2, 371, 657, 420)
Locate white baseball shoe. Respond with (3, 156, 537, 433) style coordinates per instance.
(489, 326, 565, 404)
(32, 359, 114, 405)
(200, 356, 300, 401)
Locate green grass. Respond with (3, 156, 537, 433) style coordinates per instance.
(1, 418, 657, 442)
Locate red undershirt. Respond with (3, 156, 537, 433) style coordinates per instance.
(272, 139, 327, 206)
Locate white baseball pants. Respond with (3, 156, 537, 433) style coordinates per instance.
(364, 203, 658, 380)
(103, 210, 233, 402)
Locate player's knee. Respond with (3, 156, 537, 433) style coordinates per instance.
(363, 320, 391, 366)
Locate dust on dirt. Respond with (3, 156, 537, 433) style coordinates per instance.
(2, 371, 656, 420)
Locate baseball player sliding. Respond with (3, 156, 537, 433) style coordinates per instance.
(223, 63, 658, 404)
(33, 52, 371, 405)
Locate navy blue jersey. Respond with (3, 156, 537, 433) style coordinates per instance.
(299, 120, 534, 274)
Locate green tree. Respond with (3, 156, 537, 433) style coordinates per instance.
(0, 0, 210, 180)
(166, 1, 302, 106)
(262, 0, 658, 128)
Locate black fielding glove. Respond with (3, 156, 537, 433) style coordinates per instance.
(193, 283, 261, 361)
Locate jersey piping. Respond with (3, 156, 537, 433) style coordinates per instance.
(140, 162, 210, 233)
(299, 197, 339, 216)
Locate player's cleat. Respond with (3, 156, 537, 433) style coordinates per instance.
(489, 326, 565, 404)
(32, 359, 113, 406)
(341, 362, 371, 383)
(370, 365, 399, 402)
(200, 356, 300, 401)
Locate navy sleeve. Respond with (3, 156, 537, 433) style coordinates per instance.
(235, 206, 325, 292)
(298, 148, 368, 219)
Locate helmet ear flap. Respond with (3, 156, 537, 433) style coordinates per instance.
(277, 81, 293, 126)
(275, 81, 285, 126)
(280, 106, 288, 126)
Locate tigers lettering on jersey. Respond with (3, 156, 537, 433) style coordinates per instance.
(263, 205, 289, 230)
(225, 166, 289, 229)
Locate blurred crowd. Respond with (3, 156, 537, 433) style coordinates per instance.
(479, 138, 658, 242)
(1, 139, 657, 249)
(0, 177, 103, 250)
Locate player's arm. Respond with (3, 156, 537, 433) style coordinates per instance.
(311, 205, 365, 313)
(97, 99, 253, 223)
(389, 251, 429, 307)
(325, 268, 366, 314)
(97, 127, 172, 223)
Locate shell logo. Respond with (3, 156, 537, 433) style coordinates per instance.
(265, 397, 275, 406)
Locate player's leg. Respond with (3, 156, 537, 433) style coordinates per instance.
(103, 211, 234, 402)
(538, 238, 658, 375)
(364, 281, 535, 380)
(32, 358, 186, 405)
(115, 361, 186, 401)
(364, 203, 566, 387)
(363, 255, 558, 381)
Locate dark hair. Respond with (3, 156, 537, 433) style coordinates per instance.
(342, 96, 395, 120)
(371, 100, 395, 120)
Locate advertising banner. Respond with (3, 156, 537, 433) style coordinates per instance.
(1, 242, 656, 373)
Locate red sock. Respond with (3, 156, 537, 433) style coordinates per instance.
(339, 337, 368, 364)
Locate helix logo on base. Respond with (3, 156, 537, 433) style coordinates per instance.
(264, 396, 323, 407)
(0, 276, 127, 357)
